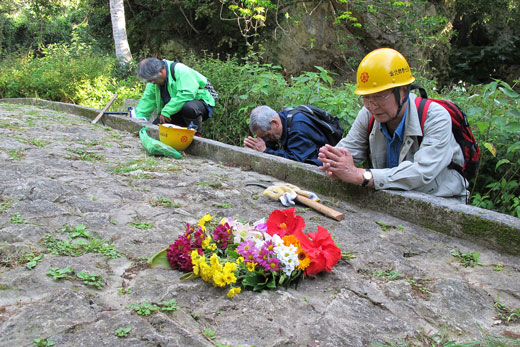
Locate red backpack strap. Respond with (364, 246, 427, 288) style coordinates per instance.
(368, 115, 375, 134)
(414, 96, 432, 134)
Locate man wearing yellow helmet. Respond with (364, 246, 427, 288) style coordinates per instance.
(318, 48, 467, 200)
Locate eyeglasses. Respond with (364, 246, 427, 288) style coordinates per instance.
(359, 91, 393, 106)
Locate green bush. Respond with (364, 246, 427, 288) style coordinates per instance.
(0, 42, 142, 110)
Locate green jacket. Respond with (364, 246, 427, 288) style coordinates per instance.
(135, 60, 215, 120)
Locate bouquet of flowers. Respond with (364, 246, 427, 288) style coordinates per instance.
(149, 207, 342, 298)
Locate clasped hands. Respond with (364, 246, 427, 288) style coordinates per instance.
(318, 144, 366, 185)
(243, 136, 266, 152)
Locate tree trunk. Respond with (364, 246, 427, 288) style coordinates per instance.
(110, 0, 132, 64)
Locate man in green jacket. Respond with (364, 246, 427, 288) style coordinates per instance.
(135, 57, 217, 133)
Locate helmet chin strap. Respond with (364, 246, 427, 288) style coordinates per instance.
(392, 85, 411, 120)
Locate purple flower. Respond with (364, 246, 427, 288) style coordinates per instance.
(167, 235, 193, 272)
(265, 257, 280, 272)
(254, 222, 267, 233)
(213, 223, 233, 250)
(237, 240, 256, 257)
(257, 247, 271, 270)
(243, 249, 259, 264)
(261, 240, 276, 256)
(192, 228, 206, 248)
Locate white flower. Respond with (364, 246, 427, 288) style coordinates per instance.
(274, 244, 299, 276)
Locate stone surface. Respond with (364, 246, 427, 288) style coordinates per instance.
(1, 102, 520, 346)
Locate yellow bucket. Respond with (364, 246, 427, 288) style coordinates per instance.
(158, 124, 196, 151)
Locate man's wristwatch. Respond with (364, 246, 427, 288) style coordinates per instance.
(362, 169, 372, 187)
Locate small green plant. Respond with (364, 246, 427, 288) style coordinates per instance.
(77, 271, 105, 289)
(0, 197, 13, 212)
(159, 298, 180, 312)
(450, 249, 483, 267)
(33, 338, 56, 347)
(24, 253, 44, 270)
(68, 224, 90, 239)
(47, 266, 75, 280)
(372, 269, 403, 280)
(31, 139, 47, 147)
(494, 295, 520, 325)
(131, 222, 153, 230)
(10, 213, 25, 224)
(493, 263, 504, 271)
(251, 195, 259, 200)
(110, 131, 123, 139)
(8, 149, 25, 160)
(127, 298, 179, 316)
(118, 287, 131, 295)
(67, 148, 104, 161)
(216, 203, 232, 209)
(151, 196, 180, 208)
(127, 302, 158, 316)
(198, 181, 222, 188)
(203, 329, 216, 340)
(376, 221, 404, 231)
(115, 327, 131, 338)
(43, 230, 122, 259)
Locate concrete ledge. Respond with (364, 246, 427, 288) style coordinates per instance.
(2, 98, 519, 255)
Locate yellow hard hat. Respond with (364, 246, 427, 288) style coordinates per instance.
(354, 48, 415, 95)
(158, 124, 196, 151)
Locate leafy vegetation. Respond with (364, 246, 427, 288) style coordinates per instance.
(115, 327, 132, 338)
(42, 224, 123, 259)
(450, 249, 483, 268)
(127, 298, 179, 316)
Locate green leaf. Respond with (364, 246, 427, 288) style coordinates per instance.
(496, 159, 510, 169)
(499, 86, 519, 99)
(476, 121, 490, 134)
(484, 142, 497, 157)
(148, 248, 171, 269)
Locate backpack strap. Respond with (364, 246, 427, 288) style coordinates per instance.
(415, 97, 431, 135)
(169, 61, 178, 81)
(368, 115, 375, 134)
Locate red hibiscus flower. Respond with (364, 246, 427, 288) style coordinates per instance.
(266, 207, 305, 238)
(294, 226, 341, 275)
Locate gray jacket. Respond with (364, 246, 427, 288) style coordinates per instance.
(336, 93, 467, 199)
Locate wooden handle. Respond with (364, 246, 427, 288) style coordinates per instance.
(295, 195, 345, 221)
(92, 93, 118, 124)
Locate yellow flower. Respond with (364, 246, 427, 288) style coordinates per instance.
(236, 257, 244, 265)
(202, 236, 217, 251)
(223, 270, 237, 285)
(227, 287, 241, 298)
(190, 250, 202, 275)
(223, 262, 237, 272)
(222, 262, 238, 284)
(210, 253, 223, 272)
(200, 262, 212, 282)
(212, 271, 226, 287)
(198, 214, 212, 231)
(246, 262, 257, 272)
(296, 247, 310, 270)
(198, 214, 212, 226)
